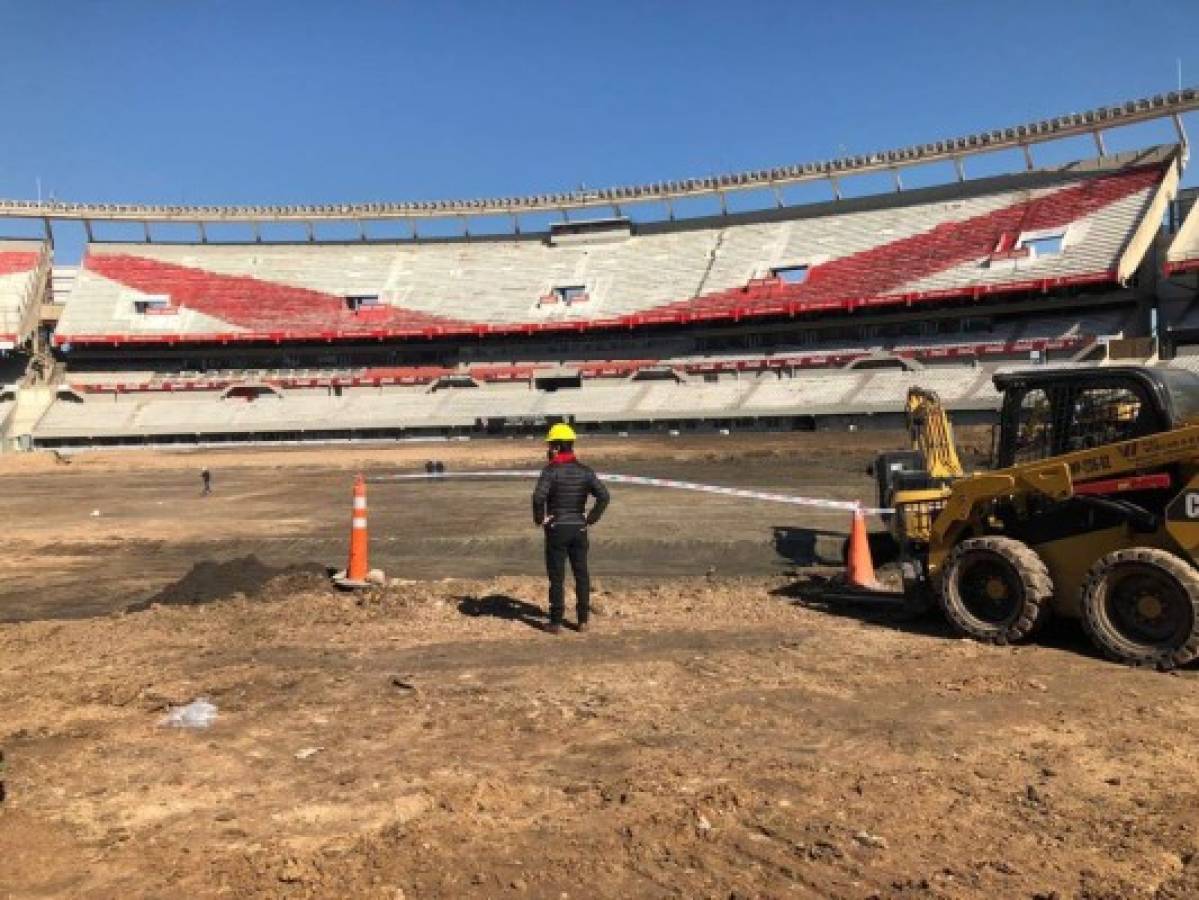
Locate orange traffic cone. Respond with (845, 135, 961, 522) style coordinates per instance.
(846, 505, 882, 591)
(333, 474, 370, 588)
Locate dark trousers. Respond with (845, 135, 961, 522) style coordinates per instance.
(544, 524, 590, 624)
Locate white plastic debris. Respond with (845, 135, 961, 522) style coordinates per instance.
(294, 747, 324, 760)
(90, 509, 101, 518)
(160, 698, 218, 729)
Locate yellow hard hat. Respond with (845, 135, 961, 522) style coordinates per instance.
(545, 423, 577, 443)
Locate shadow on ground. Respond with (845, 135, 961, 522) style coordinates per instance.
(773, 575, 1121, 664)
(772, 575, 952, 639)
(456, 593, 548, 632)
(772, 526, 842, 566)
(772, 525, 899, 568)
(127, 556, 329, 611)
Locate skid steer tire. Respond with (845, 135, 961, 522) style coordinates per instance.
(939, 536, 1053, 645)
(1080, 548, 1199, 671)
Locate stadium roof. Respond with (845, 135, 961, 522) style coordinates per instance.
(0, 87, 1195, 229)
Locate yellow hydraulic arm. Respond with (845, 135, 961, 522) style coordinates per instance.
(906, 387, 965, 481)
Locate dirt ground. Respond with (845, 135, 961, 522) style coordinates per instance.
(2, 434, 1198, 899)
(0, 434, 877, 622)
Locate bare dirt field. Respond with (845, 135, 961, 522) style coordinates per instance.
(2, 434, 1198, 898)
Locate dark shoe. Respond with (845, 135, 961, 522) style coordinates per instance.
(544, 621, 563, 635)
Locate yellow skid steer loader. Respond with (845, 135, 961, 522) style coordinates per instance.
(876, 365, 1199, 669)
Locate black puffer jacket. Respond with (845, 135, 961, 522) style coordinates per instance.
(532, 457, 610, 526)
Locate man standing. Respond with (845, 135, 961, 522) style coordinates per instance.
(201, 468, 212, 496)
(532, 423, 609, 634)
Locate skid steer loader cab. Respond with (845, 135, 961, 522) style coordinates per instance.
(897, 365, 1199, 669)
(992, 366, 1199, 467)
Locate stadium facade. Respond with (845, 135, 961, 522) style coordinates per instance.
(3, 89, 1199, 449)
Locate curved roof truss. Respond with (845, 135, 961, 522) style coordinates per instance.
(1, 88, 1195, 227)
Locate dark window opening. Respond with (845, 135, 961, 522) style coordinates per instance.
(535, 373, 582, 392)
(346, 294, 381, 312)
(134, 295, 173, 314)
(1020, 233, 1064, 257)
(554, 285, 588, 305)
(771, 265, 810, 285)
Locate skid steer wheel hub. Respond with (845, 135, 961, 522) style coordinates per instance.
(958, 560, 1020, 623)
(984, 576, 1010, 602)
(1081, 549, 1199, 669)
(1135, 593, 1164, 621)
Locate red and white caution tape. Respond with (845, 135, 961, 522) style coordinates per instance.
(368, 470, 892, 515)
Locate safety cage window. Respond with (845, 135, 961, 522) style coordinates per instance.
(1011, 387, 1056, 464)
(1004, 377, 1159, 467)
(1063, 383, 1149, 453)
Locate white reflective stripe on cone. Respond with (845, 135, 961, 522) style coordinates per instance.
(353, 497, 367, 509)
(352, 517, 368, 528)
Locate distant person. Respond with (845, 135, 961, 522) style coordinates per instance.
(532, 424, 609, 634)
(201, 468, 212, 496)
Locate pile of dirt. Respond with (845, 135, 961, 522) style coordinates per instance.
(129, 557, 331, 610)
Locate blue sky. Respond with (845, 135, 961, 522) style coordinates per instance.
(1, 1, 1197, 258)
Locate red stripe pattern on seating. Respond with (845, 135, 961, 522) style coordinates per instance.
(55, 164, 1164, 347)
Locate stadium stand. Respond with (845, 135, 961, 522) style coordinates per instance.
(0, 239, 49, 351)
(55, 305, 1127, 398)
(9, 86, 1199, 449)
(30, 361, 1012, 448)
(1167, 191, 1199, 274)
(1155, 187, 1199, 354)
(54, 149, 1173, 348)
